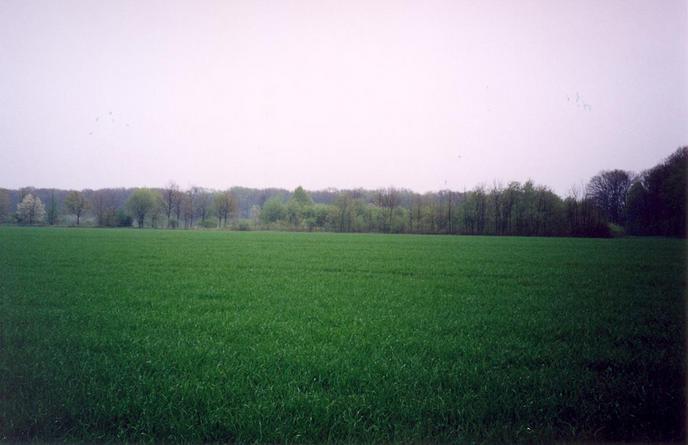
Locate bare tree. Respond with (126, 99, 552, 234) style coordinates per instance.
(182, 187, 197, 228)
(407, 193, 422, 233)
(172, 187, 185, 228)
(378, 187, 400, 232)
(163, 182, 180, 228)
(194, 187, 212, 224)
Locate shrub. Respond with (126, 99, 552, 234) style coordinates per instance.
(608, 223, 625, 238)
(199, 220, 217, 229)
(116, 210, 133, 227)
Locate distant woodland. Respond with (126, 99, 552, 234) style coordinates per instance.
(2, 147, 685, 238)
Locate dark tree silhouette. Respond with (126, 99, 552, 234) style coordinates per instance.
(586, 170, 632, 225)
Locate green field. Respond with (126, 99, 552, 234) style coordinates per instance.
(0, 227, 685, 443)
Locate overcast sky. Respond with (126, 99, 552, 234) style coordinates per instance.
(1, 0, 686, 195)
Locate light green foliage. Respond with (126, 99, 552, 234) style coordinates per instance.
(260, 196, 287, 224)
(0, 228, 684, 442)
(305, 203, 332, 231)
(46, 190, 59, 225)
(286, 187, 314, 229)
(125, 188, 158, 228)
(290, 186, 313, 207)
(64, 191, 88, 225)
(214, 190, 238, 228)
(0, 189, 10, 222)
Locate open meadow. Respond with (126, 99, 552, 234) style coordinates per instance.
(0, 227, 685, 443)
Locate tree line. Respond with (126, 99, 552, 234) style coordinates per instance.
(1, 147, 685, 237)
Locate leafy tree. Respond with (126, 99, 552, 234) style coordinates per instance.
(291, 186, 313, 207)
(260, 196, 287, 224)
(19, 187, 35, 200)
(462, 186, 487, 235)
(126, 188, 157, 228)
(91, 189, 118, 226)
(0, 189, 10, 223)
(564, 185, 610, 237)
(16, 194, 46, 225)
(64, 190, 88, 225)
(305, 203, 333, 231)
(286, 186, 314, 229)
(150, 193, 165, 228)
(214, 190, 238, 228)
(250, 205, 261, 227)
(627, 147, 687, 237)
(334, 193, 354, 232)
(46, 190, 59, 225)
(586, 170, 632, 225)
(116, 209, 133, 227)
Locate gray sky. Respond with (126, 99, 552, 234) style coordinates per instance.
(1, 0, 686, 195)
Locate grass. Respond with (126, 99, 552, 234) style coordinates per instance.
(0, 227, 685, 443)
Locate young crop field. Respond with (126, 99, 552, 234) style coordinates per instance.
(0, 227, 685, 443)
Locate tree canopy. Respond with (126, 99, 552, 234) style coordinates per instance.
(3, 147, 685, 237)
(126, 188, 157, 228)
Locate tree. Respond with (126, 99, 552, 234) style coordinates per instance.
(377, 187, 400, 232)
(19, 187, 35, 200)
(250, 205, 261, 227)
(564, 185, 610, 237)
(307, 203, 333, 231)
(286, 186, 314, 229)
(126, 188, 157, 228)
(194, 188, 212, 224)
(408, 194, 423, 233)
(182, 188, 198, 228)
(438, 190, 456, 233)
(163, 182, 180, 228)
(586, 170, 632, 225)
(260, 196, 287, 224)
(462, 186, 487, 235)
(46, 189, 59, 225)
(91, 189, 118, 227)
(334, 192, 354, 232)
(172, 187, 184, 228)
(150, 193, 165, 228)
(16, 194, 45, 225)
(64, 190, 88, 225)
(214, 190, 238, 228)
(626, 147, 687, 237)
(0, 189, 10, 223)
(291, 186, 313, 207)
